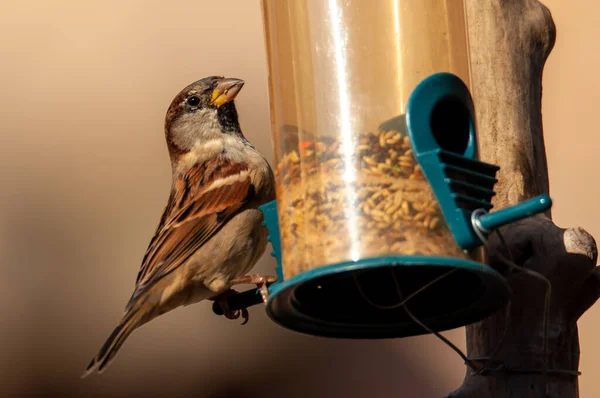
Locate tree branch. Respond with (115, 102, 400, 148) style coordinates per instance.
(448, 0, 599, 396)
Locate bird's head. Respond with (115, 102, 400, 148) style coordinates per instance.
(164, 76, 245, 160)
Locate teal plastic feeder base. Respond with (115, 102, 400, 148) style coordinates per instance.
(265, 255, 510, 339)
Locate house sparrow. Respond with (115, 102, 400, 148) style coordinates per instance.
(82, 76, 276, 377)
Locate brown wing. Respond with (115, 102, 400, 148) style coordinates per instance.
(130, 160, 252, 302)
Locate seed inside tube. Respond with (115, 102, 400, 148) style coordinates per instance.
(276, 127, 469, 278)
(363, 156, 377, 165)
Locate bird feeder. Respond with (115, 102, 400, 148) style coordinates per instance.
(252, 0, 551, 338)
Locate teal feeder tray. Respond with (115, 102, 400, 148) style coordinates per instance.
(261, 203, 509, 338)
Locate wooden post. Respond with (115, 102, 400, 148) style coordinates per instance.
(447, 1, 599, 397)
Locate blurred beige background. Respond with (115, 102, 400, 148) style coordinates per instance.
(0, 0, 597, 397)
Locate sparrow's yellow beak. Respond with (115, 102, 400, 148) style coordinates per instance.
(209, 78, 245, 108)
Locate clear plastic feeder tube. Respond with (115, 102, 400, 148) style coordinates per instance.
(262, 0, 474, 280)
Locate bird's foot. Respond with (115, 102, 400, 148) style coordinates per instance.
(212, 289, 250, 325)
(229, 274, 278, 303)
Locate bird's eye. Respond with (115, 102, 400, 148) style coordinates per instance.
(186, 96, 200, 107)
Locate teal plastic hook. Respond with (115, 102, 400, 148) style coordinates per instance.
(405, 72, 552, 249)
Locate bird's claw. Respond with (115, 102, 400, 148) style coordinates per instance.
(240, 308, 249, 325)
(213, 289, 250, 325)
(222, 307, 249, 325)
(228, 274, 278, 303)
(259, 283, 270, 303)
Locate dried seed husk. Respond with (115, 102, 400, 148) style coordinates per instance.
(276, 127, 468, 278)
(363, 156, 377, 165)
(414, 212, 426, 221)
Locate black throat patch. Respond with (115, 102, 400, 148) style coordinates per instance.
(217, 102, 242, 136)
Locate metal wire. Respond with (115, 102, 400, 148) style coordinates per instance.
(471, 209, 552, 384)
(351, 210, 575, 383)
(470, 210, 553, 387)
(467, 215, 513, 376)
(494, 228, 553, 388)
(389, 268, 478, 371)
(352, 268, 458, 310)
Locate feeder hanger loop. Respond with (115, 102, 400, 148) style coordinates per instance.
(471, 208, 491, 245)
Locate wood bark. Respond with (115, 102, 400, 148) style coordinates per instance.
(447, 1, 600, 397)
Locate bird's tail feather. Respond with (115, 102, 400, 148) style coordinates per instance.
(81, 306, 144, 378)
